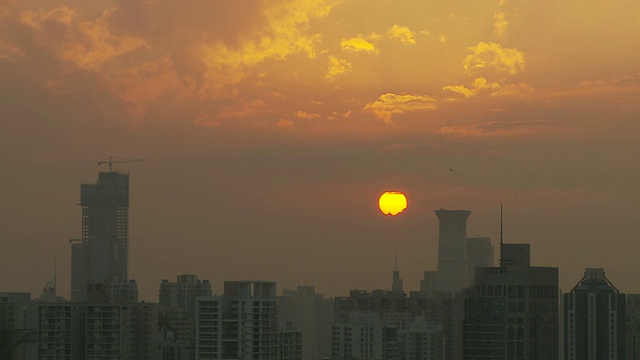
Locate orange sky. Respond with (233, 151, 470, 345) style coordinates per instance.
(1, 0, 640, 300)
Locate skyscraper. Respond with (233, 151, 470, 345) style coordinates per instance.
(466, 236, 494, 284)
(565, 268, 626, 360)
(71, 171, 130, 302)
(462, 243, 560, 360)
(435, 209, 471, 293)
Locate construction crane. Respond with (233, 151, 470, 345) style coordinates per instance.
(98, 156, 145, 172)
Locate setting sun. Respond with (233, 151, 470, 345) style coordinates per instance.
(378, 191, 408, 216)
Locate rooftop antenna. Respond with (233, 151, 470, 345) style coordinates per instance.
(395, 250, 398, 271)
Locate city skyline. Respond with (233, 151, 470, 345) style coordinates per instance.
(1, 165, 635, 302)
(2, 0, 640, 302)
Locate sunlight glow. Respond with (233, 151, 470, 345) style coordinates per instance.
(378, 191, 408, 216)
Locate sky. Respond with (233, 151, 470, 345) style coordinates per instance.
(1, 0, 640, 301)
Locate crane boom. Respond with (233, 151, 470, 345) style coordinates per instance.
(97, 156, 145, 172)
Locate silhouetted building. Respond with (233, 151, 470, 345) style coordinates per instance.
(420, 271, 437, 298)
(279, 321, 303, 360)
(626, 294, 640, 360)
(196, 281, 278, 360)
(435, 209, 471, 294)
(86, 278, 138, 304)
(565, 268, 626, 360)
(71, 171, 130, 302)
(392, 269, 403, 293)
(159, 274, 211, 359)
(334, 290, 409, 322)
(1, 293, 37, 359)
(398, 316, 444, 360)
(331, 312, 442, 360)
(277, 286, 333, 360)
(331, 288, 458, 360)
(36, 302, 158, 360)
(467, 236, 494, 284)
(331, 312, 410, 360)
(37, 303, 84, 360)
(462, 243, 559, 360)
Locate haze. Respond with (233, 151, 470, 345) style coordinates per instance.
(1, 0, 640, 301)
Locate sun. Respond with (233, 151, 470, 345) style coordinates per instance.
(378, 191, 408, 216)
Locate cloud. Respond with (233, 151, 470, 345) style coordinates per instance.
(113, 57, 198, 117)
(494, 11, 509, 37)
(444, 77, 500, 97)
(295, 110, 321, 119)
(0, 40, 25, 60)
(200, 0, 342, 94)
(327, 110, 351, 120)
(438, 119, 566, 137)
(444, 77, 533, 98)
(550, 73, 640, 98)
(193, 114, 221, 128)
(341, 36, 379, 54)
(276, 118, 294, 128)
(464, 42, 525, 75)
(325, 55, 352, 79)
(20, 7, 147, 71)
(493, 0, 509, 37)
(387, 25, 416, 45)
(218, 100, 268, 120)
(364, 93, 437, 124)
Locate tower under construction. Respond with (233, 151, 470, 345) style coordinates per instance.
(71, 171, 130, 302)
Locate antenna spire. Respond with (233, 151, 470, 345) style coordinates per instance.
(395, 250, 398, 271)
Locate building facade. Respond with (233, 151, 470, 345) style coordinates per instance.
(565, 268, 626, 360)
(462, 243, 559, 360)
(467, 236, 494, 284)
(196, 281, 279, 360)
(398, 316, 444, 360)
(277, 285, 333, 360)
(159, 274, 212, 359)
(36, 302, 158, 360)
(626, 294, 640, 360)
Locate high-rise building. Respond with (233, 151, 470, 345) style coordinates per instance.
(196, 281, 279, 360)
(435, 209, 471, 293)
(86, 278, 139, 304)
(159, 274, 211, 359)
(160, 275, 212, 315)
(72, 171, 130, 302)
(277, 286, 333, 360)
(331, 312, 443, 360)
(420, 271, 438, 298)
(462, 243, 560, 360)
(279, 321, 303, 360)
(392, 269, 403, 293)
(1, 292, 37, 359)
(398, 316, 444, 360)
(565, 268, 626, 360)
(37, 303, 84, 360)
(626, 294, 640, 360)
(36, 302, 158, 360)
(467, 236, 494, 284)
(331, 312, 410, 360)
